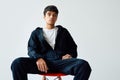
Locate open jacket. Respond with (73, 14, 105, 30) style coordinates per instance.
(28, 25, 77, 60)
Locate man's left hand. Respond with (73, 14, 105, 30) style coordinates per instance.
(62, 54, 72, 60)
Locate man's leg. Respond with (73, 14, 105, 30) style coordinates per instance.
(50, 58, 91, 80)
(11, 57, 41, 80)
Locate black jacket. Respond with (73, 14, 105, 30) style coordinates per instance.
(28, 25, 77, 60)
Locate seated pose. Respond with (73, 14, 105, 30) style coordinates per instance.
(11, 5, 91, 80)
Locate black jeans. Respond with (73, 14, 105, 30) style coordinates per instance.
(11, 57, 91, 80)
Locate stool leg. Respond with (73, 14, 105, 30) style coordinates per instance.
(42, 76, 46, 80)
(54, 76, 62, 80)
(58, 76, 62, 80)
(42, 76, 49, 80)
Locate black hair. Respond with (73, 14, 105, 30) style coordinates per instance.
(43, 5, 59, 15)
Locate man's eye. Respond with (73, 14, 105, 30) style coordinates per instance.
(53, 14, 57, 17)
(47, 13, 51, 16)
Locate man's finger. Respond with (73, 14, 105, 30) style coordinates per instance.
(40, 64, 44, 72)
(44, 64, 48, 73)
(39, 62, 48, 73)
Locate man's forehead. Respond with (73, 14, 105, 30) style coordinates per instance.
(46, 11, 57, 14)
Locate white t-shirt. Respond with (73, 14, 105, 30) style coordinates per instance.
(43, 27, 58, 49)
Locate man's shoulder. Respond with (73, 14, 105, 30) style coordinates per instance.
(32, 27, 42, 32)
(56, 25, 68, 31)
(35, 27, 42, 30)
(31, 27, 42, 35)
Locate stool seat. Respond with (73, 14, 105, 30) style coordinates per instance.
(41, 73, 66, 76)
(40, 73, 66, 80)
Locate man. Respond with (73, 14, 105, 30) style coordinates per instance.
(11, 5, 91, 80)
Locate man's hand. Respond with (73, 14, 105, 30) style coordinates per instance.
(62, 54, 72, 60)
(36, 58, 48, 73)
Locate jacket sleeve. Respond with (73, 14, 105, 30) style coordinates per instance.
(27, 30, 43, 59)
(65, 29, 78, 58)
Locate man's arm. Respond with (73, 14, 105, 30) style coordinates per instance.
(64, 29, 78, 58)
(28, 30, 43, 59)
(27, 30, 48, 73)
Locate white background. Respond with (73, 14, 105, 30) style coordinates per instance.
(0, 0, 120, 80)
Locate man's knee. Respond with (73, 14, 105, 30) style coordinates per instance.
(11, 57, 24, 70)
(76, 59, 92, 71)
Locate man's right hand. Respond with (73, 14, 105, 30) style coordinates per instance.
(36, 58, 48, 73)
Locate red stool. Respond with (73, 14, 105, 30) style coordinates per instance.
(40, 73, 66, 80)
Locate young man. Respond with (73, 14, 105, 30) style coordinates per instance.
(11, 5, 91, 80)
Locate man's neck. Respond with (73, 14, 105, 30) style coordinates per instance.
(45, 24, 55, 29)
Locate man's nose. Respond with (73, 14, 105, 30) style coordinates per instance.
(50, 15, 54, 18)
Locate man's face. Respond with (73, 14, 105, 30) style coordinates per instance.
(44, 11, 58, 25)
